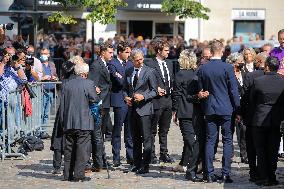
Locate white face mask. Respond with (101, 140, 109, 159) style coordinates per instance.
(40, 54, 49, 62)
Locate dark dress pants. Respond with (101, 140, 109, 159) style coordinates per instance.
(205, 115, 233, 177)
(53, 149, 62, 170)
(91, 122, 104, 169)
(245, 126, 258, 178)
(151, 104, 172, 157)
(131, 108, 152, 169)
(64, 130, 91, 180)
(112, 106, 133, 162)
(101, 108, 112, 138)
(179, 118, 199, 174)
(252, 126, 281, 182)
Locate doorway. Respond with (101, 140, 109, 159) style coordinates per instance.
(129, 21, 153, 39)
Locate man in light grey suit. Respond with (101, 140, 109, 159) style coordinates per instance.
(124, 49, 158, 174)
(60, 63, 99, 182)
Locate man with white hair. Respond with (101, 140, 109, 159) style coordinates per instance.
(60, 62, 99, 182)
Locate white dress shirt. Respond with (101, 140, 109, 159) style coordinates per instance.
(156, 57, 170, 87)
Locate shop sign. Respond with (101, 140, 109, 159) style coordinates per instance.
(232, 9, 265, 20)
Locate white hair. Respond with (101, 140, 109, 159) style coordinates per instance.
(74, 63, 89, 75)
(69, 55, 84, 65)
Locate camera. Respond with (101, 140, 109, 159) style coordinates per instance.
(0, 23, 14, 30)
(25, 53, 34, 66)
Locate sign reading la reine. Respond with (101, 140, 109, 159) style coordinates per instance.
(232, 9, 265, 20)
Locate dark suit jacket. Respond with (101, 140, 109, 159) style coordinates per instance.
(145, 58, 174, 109)
(172, 69, 199, 119)
(241, 70, 265, 125)
(60, 75, 99, 131)
(88, 57, 111, 108)
(250, 72, 284, 127)
(124, 65, 157, 116)
(108, 58, 133, 107)
(197, 59, 240, 116)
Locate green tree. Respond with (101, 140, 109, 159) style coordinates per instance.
(48, 0, 210, 24)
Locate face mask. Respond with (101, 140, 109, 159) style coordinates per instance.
(40, 54, 49, 62)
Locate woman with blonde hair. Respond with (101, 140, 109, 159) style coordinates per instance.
(172, 49, 208, 182)
(242, 47, 256, 73)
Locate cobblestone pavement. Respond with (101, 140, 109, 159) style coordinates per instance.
(1, 122, 284, 189)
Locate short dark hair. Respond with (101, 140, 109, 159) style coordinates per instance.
(117, 41, 130, 54)
(210, 40, 224, 53)
(153, 39, 169, 54)
(278, 29, 284, 36)
(100, 42, 113, 55)
(265, 56, 279, 72)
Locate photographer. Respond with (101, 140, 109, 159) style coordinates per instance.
(16, 49, 39, 82)
(26, 45, 43, 81)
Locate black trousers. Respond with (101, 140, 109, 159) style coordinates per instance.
(91, 122, 104, 168)
(179, 118, 200, 174)
(131, 109, 152, 169)
(245, 126, 258, 178)
(151, 105, 172, 157)
(101, 108, 112, 138)
(252, 126, 281, 181)
(235, 121, 247, 159)
(53, 149, 63, 170)
(64, 130, 91, 180)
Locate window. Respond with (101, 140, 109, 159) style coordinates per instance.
(178, 22, 185, 37)
(155, 23, 174, 36)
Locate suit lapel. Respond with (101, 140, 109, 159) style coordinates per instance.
(135, 66, 146, 90)
(153, 59, 164, 83)
(98, 58, 110, 81)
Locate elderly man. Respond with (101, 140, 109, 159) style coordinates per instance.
(60, 62, 99, 182)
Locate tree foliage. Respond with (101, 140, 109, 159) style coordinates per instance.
(48, 0, 210, 24)
(161, 0, 210, 20)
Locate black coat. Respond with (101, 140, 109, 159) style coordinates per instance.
(172, 69, 199, 119)
(144, 58, 174, 109)
(250, 72, 284, 127)
(88, 57, 111, 108)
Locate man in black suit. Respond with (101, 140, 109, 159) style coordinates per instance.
(145, 39, 175, 163)
(60, 63, 99, 182)
(124, 49, 157, 174)
(88, 42, 113, 171)
(197, 40, 240, 183)
(250, 56, 284, 186)
(241, 52, 266, 182)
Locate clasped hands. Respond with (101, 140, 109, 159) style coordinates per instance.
(125, 93, 144, 106)
(197, 89, 209, 99)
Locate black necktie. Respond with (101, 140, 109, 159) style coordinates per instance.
(162, 62, 169, 88)
(133, 68, 139, 88)
(122, 60, 126, 67)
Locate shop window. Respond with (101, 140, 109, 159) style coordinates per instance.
(155, 23, 174, 37)
(118, 21, 127, 35)
(178, 22, 185, 38)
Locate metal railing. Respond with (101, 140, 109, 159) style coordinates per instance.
(0, 82, 62, 160)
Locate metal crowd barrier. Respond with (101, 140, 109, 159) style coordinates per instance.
(0, 82, 62, 160)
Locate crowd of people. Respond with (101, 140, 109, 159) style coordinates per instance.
(1, 26, 284, 186)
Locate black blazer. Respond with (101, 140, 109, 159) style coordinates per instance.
(172, 69, 199, 119)
(60, 75, 99, 131)
(250, 72, 284, 127)
(123, 65, 157, 116)
(88, 57, 112, 108)
(241, 70, 265, 125)
(145, 58, 174, 109)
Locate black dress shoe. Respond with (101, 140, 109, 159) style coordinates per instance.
(113, 160, 121, 167)
(151, 157, 159, 164)
(218, 175, 233, 183)
(249, 176, 259, 182)
(185, 173, 203, 182)
(127, 159, 134, 165)
(71, 177, 91, 182)
(241, 158, 249, 164)
(267, 179, 279, 186)
(206, 175, 218, 183)
(159, 154, 175, 163)
(136, 167, 149, 174)
(130, 166, 140, 172)
(52, 169, 61, 174)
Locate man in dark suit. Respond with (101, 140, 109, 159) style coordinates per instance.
(88, 42, 113, 171)
(124, 49, 157, 174)
(60, 63, 99, 182)
(250, 56, 284, 186)
(241, 52, 266, 182)
(197, 40, 240, 183)
(145, 39, 175, 163)
(108, 41, 134, 167)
